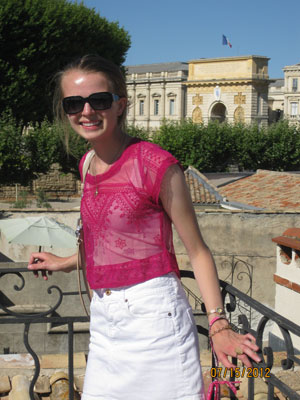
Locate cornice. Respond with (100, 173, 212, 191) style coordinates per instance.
(185, 78, 272, 86)
(188, 55, 270, 63)
(126, 77, 187, 85)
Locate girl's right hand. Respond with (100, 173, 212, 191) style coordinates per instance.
(28, 252, 77, 280)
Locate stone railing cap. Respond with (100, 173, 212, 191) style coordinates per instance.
(272, 228, 300, 250)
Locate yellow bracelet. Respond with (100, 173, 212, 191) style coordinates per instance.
(209, 324, 232, 338)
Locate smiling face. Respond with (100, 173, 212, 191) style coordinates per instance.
(61, 70, 126, 143)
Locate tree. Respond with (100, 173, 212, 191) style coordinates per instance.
(0, 0, 131, 126)
(0, 110, 30, 184)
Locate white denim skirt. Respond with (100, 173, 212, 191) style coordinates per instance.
(81, 272, 205, 400)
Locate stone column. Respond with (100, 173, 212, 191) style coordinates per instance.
(146, 81, 151, 130)
(162, 80, 166, 119)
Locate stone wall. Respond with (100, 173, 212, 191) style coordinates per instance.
(0, 265, 90, 356)
(0, 164, 81, 200)
(175, 209, 300, 309)
(1, 207, 300, 354)
(1, 207, 300, 305)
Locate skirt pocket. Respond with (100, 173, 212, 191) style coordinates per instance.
(125, 288, 175, 319)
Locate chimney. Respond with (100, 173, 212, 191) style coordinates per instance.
(269, 228, 300, 352)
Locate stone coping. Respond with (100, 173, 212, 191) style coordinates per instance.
(0, 353, 86, 377)
(2, 207, 300, 215)
(1, 351, 298, 399)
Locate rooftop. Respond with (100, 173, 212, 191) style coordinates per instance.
(184, 167, 261, 211)
(125, 62, 188, 75)
(219, 170, 300, 211)
(184, 166, 222, 207)
(269, 78, 284, 88)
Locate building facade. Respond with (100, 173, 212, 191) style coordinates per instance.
(186, 56, 270, 127)
(126, 62, 188, 129)
(283, 63, 300, 123)
(126, 55, 272, 128)
(268, 78, 284, 123)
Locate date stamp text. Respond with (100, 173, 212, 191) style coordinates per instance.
(210, 367, 271, 379)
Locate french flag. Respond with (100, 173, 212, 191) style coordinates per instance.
(222, 34, 232, 48)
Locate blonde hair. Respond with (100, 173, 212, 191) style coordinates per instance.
(53, 54, 128, 149)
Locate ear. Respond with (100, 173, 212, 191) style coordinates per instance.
(116, 97, 127, 116)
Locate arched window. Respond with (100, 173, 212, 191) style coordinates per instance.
(210, 103, 226, 122)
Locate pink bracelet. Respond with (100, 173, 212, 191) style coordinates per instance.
(209, 315, 228, 329)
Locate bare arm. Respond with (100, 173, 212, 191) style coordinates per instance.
(159, 164, 261, 368)
(28, 252, 77, 280)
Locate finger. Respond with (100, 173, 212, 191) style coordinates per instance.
(244, 338, 260, 352)
(28, 262, 47, 271)
(41, 270, 49, 281)
(239, 346, 261, 364)
(244, 333, 258, 345)
(237, 353, 254, 368)
(29, 252, 44, 263)
(216, 352, 236, 369)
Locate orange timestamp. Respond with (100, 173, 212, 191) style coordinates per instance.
(210, 367, 271, 379)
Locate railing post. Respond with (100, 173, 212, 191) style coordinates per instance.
(68, 322, 74, 400)
(24, 322, 40, 400)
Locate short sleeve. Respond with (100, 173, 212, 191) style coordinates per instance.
(140, 142, 180, 204)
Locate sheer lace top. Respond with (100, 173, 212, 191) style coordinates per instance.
(79, 139, 180, 289)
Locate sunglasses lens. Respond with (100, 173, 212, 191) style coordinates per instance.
(63, 97, 84, 114)
(89, 93, 113, 110)
(62, 93, 117, 114)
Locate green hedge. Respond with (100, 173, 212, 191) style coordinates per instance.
(0, 111, 87, 185)
(1, 116, 299, 185)
(150, 120, 300, 172)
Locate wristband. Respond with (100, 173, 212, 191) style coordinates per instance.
(209, 315, 228, 329)
(207, 307, 225, 316)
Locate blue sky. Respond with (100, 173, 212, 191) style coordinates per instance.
(79, 0, 299, 78)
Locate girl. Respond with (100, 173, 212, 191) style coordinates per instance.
(28, 55, 260, 400)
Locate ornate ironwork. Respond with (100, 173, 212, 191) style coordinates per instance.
(0, 265, 299, 399)
(0, 265, 89, 400)
(181, 269, 300, 400)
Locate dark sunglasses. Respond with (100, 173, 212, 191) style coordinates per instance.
(62, 92, 120, 114)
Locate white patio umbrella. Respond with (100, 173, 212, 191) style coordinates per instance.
(0, 216, 77, 250)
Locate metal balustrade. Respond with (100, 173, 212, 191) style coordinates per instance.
(1, 264, 300, 400)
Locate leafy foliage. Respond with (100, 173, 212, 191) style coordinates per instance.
(0, 110, 30, 183)
(12, 190, 31, 208)
(126, 124, 151, 141)
(152, 120, 237, 171)
(1, 116, 300, 186)
(0, 111, 87, 184)
(0, 0, 131, 125)
(36, 189, 52, 208)
(52, 122, 90, 177)
(152, 120, 300, 172)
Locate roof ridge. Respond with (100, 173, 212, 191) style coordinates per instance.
(186, 166, 220, 193)
(256, 169, 298, 176)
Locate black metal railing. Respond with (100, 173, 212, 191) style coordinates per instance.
(1, 264, 300, 399)
(182, 269, 300, 400)
(0, 265, 89, 399)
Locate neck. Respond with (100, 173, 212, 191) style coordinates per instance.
(90, 129, 129, 175)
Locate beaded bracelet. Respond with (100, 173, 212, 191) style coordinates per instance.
(209, 324, 232, 338)
(209, 315, 228, 329)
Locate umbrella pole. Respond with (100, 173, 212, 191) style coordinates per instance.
(38, 246, 42, 252)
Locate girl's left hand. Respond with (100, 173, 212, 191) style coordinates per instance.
(211, 326, 261, 368)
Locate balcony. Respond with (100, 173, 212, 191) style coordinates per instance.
(0, 263, 300, 399)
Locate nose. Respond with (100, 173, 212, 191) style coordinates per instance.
(82, 100, 95, 115)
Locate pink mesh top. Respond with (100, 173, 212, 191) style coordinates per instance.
(79, 139, 181, 289)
